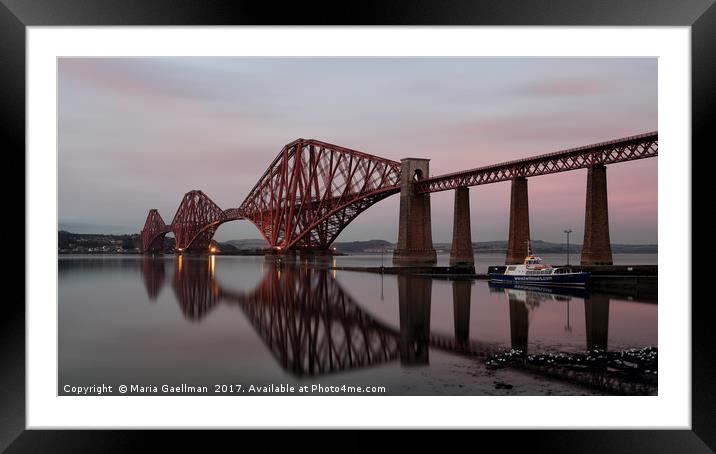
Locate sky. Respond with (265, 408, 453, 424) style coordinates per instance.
(58, 58, 657, 244)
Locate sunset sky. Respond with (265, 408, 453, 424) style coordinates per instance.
(58, 58, 657, 244)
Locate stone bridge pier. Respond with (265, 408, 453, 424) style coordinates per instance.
(581, 164, 613, 265)
(449, 187, 475, 270)
(392, 158, 437, 265)
(506, 176, 531, 265)
(503, 166, 614, 266)
(393, 159, 478, 268)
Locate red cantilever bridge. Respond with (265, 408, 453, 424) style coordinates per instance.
(141, 138, 402, 254)
(141, 131, 657, 266)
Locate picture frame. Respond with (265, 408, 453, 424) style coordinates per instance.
(4, 0, 711, 450)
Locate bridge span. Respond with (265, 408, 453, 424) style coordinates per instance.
(141, 131, 657, 267)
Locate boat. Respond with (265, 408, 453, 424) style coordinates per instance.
(488, 242, 590, 287)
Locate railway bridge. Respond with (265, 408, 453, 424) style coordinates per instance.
(141, 132, 657, 266)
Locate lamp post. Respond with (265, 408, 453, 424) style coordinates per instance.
(563, 229, 572, 266)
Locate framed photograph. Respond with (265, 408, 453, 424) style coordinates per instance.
(6, 0, 712, 450)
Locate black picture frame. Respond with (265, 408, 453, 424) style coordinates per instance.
(4, 0, 712, 451)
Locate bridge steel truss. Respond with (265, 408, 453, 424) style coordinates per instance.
(140, 209, 171, 252)
(239, 139, 401, 250)
(170, 190, 226, 252)
(141, 132, 657, 253)
(141, 139, 401, 253)
(413, 132, 658, 194)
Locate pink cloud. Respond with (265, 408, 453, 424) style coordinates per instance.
(518, 77, 612, 96)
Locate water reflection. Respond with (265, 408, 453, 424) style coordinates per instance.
(163, 256, 401, 375)
(452, 280, 472, 348)
(490, 282, 611, 354)
(136, 256, 642, 383)
(226, 264, 400, 376)
(138, 257, 504, 376)
(398, 275, 431, 366)
(508, 291, 530, 355)
(172, 255, 221, 320)
(585, 294, 610, 351)
(141, 256, 166, 301)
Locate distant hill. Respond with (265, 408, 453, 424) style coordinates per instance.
(221, 238, 656, 254)
(333, 239, 393, 253)
(225, 239, 269, 250)
(439, 240, 657, 254)
(222, 238, 394, 253)
(58, 230, 141, 252)
(215, 242, 239, 253)
(57, 231, 657, 255)
(332, 239, 657, 254)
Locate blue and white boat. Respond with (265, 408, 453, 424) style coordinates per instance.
(489, 244, 590, 287)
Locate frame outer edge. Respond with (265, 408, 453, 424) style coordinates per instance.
(0, 0, 27, 452)
(691, 1, 716, 452)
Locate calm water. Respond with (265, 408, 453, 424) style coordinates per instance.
(58, 253, 657, 396)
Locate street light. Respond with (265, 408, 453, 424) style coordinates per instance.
(379, 248, 385, 299)
(563, 229, 573, 266)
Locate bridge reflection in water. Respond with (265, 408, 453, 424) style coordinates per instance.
(139, 257, 610, 377)
(141, 255, 166, 301)
(491, 283, 609, 355)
